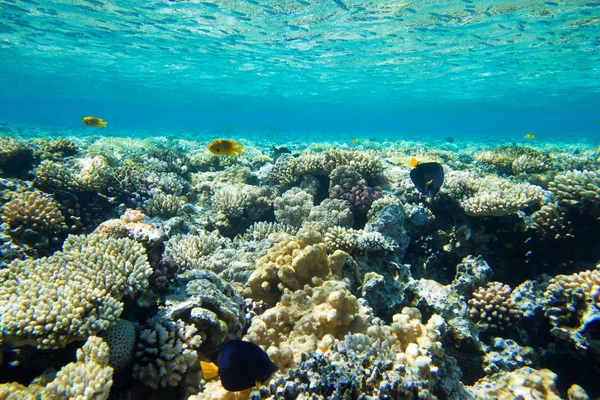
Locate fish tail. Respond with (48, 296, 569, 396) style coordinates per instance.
(200, 361, 219, 380)
(235, 145, 244, 154)
(100, 121, 107, 127)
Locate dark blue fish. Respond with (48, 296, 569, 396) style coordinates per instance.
(410, 162, 444, 200)
(202, 340, 278, 392)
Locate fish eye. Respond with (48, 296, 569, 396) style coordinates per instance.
(216, 149, 220, 152)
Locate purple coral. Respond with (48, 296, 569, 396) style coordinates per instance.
(151, 255, 179, 291)
(343, 186, 381, 214)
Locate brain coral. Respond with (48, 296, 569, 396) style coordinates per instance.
(0, 233, 152, 349)
(100, 319, 136, 371)
(245, 231, 349, 305)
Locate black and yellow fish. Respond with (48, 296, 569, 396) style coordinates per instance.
(410, 162, 444, 200)
(201, 340, 278, 392)
(208, 139, 244, 156)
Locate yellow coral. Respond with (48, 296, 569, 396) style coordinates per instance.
(246, 232, 349, 305)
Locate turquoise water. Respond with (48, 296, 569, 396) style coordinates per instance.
(1, 0, 599, 139)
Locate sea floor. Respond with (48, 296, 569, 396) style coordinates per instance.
(1, 125, 599, 399)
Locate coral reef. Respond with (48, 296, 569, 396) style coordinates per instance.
(0, 233, 152, 348)
(543, 266, 600, 356)
(549, 170, 600, 206)
(273, 188, 314, 228)
(100, 319, 136, 371)
(468, 367, 561, 400)
(165, 232, 225, 271)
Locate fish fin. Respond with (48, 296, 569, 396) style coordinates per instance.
(255, 380, 262, 389)
(235, 145, 244, 154)
(200, 361, 219, 380)
(100, 121, 107, 127)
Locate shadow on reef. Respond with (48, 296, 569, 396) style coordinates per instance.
(405, 193, 600, 287)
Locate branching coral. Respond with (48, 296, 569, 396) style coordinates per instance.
(1, 190, 67, 237)
(468, 282, 522, 331)
(526, 202, 574, 240)
(468, 367, 561, 400)
(0, 233, 152, 348)
(549, 170, 600, 206)
(144, 191, 185, 218)
(543, 267, 600, 354)
(446, 171, 548, 216)
(343, 186, 381, 214)
(306, 198, 353, 229)
(243, 221, 298, 241)
(133, 319, 203, 388)
(43, 336, 113, 400)
(165, 232, 226, 271)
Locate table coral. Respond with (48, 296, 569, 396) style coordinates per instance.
(0, 233, 152, 349)
(446, 172, 548, 217)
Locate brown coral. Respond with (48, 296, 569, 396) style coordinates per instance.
(468, 282, 522, 331)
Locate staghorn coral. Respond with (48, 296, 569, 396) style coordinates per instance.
(43, 336, 113, 400)
(165, 232, 225, 271)
(1, 190, 67, 237)
(274, 188, 314, 228)
(543, 267, 600, 355)
(549, 170, 600, 206)
(245, 231, 349, 305)
(446, 172, 548, 217)
(243, 221, 298, 241)
(133, 319, 203, 389)
(0, 233, 152, 349)
(468, 282, 522, 331)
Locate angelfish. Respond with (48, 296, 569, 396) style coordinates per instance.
(410, 162, 444, 200)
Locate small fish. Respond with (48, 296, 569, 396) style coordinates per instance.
(351, 137, 360, 145)
(201, 340, 278, 392)
(408, 157, 419, 168)
(445, 136, 455, 143)
(271, 145, 291, 161)
(82, 116, 107, 128)
(208, 139, 244, 156)
(410, 162, 444, 200)
(524, 133, 535, 139)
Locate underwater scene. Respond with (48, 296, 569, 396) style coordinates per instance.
(1, 0, 600, 399)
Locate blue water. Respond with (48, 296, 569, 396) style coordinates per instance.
(1, 0, 599, 140)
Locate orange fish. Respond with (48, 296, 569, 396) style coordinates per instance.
(208, 139, 244, 156)
(408, 157, 419, 168)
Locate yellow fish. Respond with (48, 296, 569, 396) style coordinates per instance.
(208, 139, 244, 156)
(408, 157, 419, 168)
(351, 137, 360, 145)
(524, 133, 535, 139)
(82, 116, 107, 128)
